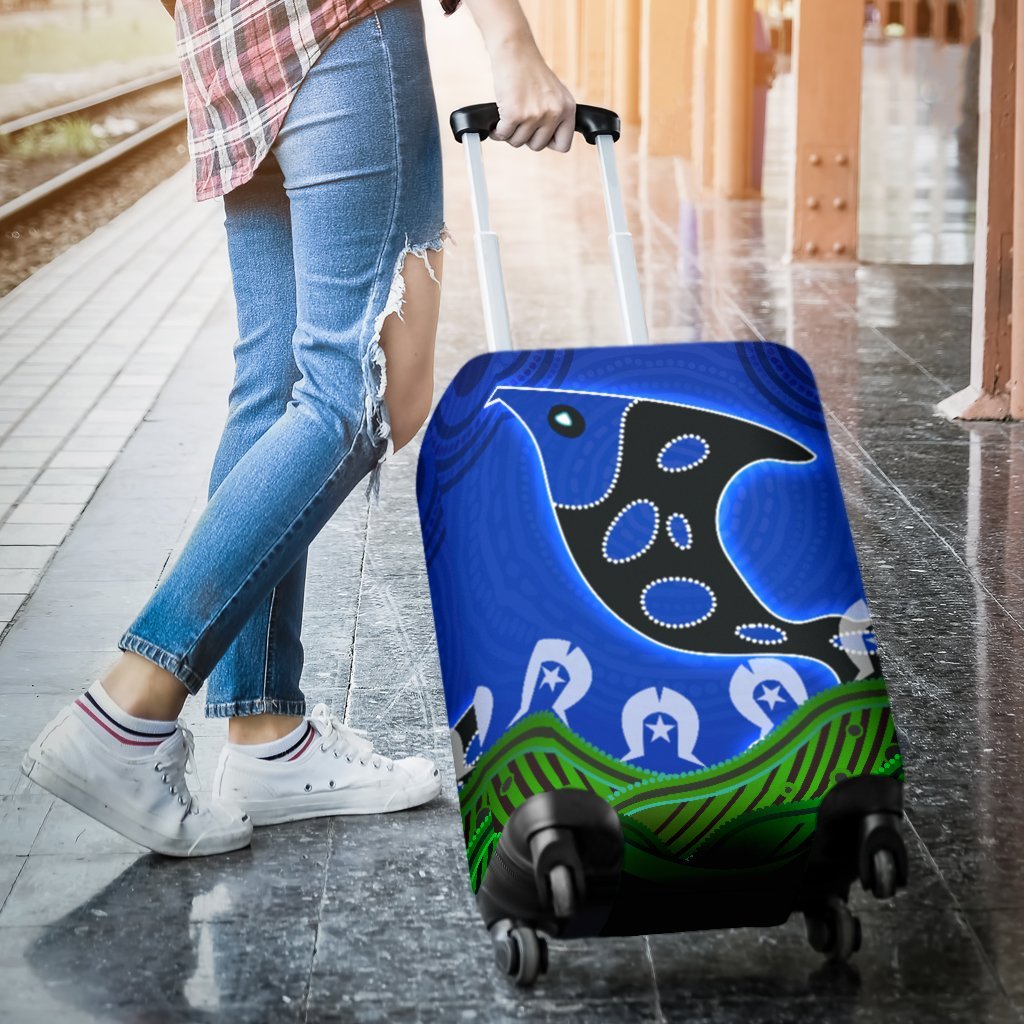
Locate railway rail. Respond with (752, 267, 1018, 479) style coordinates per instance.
(0, 67, 186, 232)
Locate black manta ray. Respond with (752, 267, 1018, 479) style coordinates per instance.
(485, 385, 878, 685)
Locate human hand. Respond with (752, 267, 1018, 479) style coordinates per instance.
(488, 39, 576, 152)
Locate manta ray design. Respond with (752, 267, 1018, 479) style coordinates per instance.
(486, 385, 878, 684)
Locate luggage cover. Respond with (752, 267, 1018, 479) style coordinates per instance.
(417, 339, 903, 890)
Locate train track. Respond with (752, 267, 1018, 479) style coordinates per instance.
(0, 67, 186, 231)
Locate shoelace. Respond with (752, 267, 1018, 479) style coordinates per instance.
(308, 703, 394, 771)
(154, 723, 199, 818)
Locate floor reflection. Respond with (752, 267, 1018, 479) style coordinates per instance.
(22, 845, 315, 1023)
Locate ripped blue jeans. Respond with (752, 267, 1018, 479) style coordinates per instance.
(117, 0, 444, 716)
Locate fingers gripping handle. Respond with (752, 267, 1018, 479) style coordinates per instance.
(455, 103, 648, 351)
(450, 103, 621, 145)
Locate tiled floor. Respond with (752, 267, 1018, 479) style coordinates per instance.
(1, 17, 1020, 1024)
(0, 186, 227, 634)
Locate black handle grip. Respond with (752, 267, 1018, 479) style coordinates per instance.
(450, 103, 621, 145)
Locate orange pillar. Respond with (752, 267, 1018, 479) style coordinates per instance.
(532, 0, 557, 69)
(602, 1, 617, 107)
(640, 0, 696, 157)
(933, 0, 949, 41)
(553, 0, 582, 89)
(579, 0, 610, 105)
(547, 0, 570, 81)
(612, 0, 642, 124)
(574, 0, 587, 77)
(789, 0, 863, 261)
(1011, 0, 1024, 419)
(691, 0, 717, 189)
(713, 0, 757, 198)
(962, 0, 978, 44)
(939, 0, 1018, 420)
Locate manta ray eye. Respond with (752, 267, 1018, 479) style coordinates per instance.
(548, 403, 585, 438)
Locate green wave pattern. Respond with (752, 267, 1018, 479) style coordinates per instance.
(459, 678, 902, 889)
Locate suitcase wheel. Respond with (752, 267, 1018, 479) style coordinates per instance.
(856, 811, 908, 901)
(547, 863, 577, 920)
(804, 896, 862, 964)
(492, 922, 548, 988)
(476, 790, 623, 941)
(866, 847, 900, 900)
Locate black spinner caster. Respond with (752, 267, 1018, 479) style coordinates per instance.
(492, 922, 549, 988)
(804, 896, 863, 964)
(857, 813, 908, 901)
(865, 847, 899, 900)
(547, 863, 577, 920)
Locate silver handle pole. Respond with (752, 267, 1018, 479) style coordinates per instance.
(463, 133, 514, 351)
(596, 134, 649, 345)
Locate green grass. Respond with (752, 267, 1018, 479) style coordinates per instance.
(1, 116, 107, 158)
(0, 0, 175, 86)
(460, 679, 901, 887)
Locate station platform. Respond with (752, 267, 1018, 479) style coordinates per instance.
(0, 12, 1021, 1023)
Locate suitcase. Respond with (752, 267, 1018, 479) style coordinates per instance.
(416, 103, 908, 986)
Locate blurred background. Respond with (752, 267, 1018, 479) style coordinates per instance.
(0, 0, 173, 117)
(1, 0, 178, 290)
(0, 0, 986, 291)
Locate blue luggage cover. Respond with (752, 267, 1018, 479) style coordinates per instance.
(416, 341, 880, 778)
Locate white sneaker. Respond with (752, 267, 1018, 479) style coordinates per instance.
(21, 703, 253, 857)
(212, 703, 442, 825)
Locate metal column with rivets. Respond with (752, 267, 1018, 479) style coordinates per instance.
(938, 0, 1018, 420)
(788, 0, 864, 262)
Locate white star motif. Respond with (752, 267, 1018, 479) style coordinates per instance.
(646, 715, 675, 743)
(756, 684, 787, 711)
(539, 665, 565, 690)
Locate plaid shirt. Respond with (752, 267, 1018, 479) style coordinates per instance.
(162, 0, 460, 201)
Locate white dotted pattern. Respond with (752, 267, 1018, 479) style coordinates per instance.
(461, 727, 481, 770)
(657, 433, 710, 473)
(666, 512, 693, 552)
(640, 576, 718, 629)
(830, 630, 877, 651)
(558, 400, 637, 510)
(602, 499, 660, 564)
(734, 622, 789, 646)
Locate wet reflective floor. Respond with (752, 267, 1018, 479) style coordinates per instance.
(1, 17, 1020, 1024)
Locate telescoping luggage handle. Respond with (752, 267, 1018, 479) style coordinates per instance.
(451, 103, 649, 351)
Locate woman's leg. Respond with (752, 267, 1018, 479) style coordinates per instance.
(108, 0, 445, 711)
(212, 116, 445, 741)
(206, 151, 308, 734)
(102, 152, 312, 730)
(25, 0, 444, 853)
(377, 246, 443, 452)
(101, 243, 444, 727)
